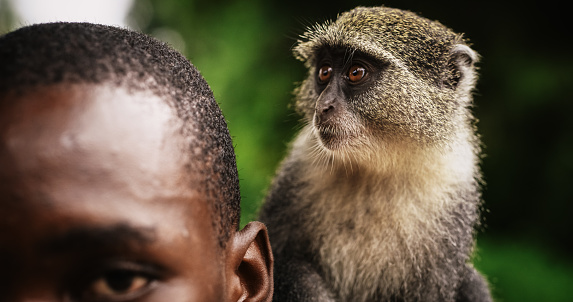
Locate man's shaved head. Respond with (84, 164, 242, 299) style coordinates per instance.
(0, 22, 240, 247)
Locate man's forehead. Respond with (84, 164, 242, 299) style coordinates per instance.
(4, 85, 184, 167)
(2, 84, 179, 151)
(0, 83, 201, 205)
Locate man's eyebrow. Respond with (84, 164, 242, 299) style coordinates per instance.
(38, 223, 156, 254)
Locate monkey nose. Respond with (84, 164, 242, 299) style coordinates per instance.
(315, 99, 338, 124)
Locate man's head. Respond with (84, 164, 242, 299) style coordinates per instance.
(0, 23, 272, 301)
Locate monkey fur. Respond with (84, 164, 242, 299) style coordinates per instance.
(259, 6, 492, 302)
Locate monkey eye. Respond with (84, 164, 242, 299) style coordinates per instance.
(348, 65, 366, 83)
(318, 65, 332, 83)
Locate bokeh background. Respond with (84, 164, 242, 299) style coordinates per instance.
(1, 0, 572, 301)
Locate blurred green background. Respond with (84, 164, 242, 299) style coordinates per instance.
(2, 0, 572, 301)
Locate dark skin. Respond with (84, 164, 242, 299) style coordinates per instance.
(0, 83, 273, 302)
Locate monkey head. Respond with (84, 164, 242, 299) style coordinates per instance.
(293, 6, 479, 154)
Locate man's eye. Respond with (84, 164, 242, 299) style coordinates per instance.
(80, 268, 157, 301)
(91, 270, 151, 295)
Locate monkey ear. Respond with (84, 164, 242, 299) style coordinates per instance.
(226, 221, 274, 302)
(444, 44, 478, 91)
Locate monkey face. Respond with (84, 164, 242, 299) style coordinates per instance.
(295, 43, 477, 154)
(308, 47, 385, 150)
(299, 46, 449, 152)
(292, 7, 479, 156)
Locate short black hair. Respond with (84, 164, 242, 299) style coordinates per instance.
(0, 22, 241, 248)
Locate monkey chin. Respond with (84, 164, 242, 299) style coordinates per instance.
(316, 126, 344, 150)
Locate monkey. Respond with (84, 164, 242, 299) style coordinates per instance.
(259, 6, 492, 302)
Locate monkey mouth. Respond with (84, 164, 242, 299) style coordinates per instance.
(317, 126, 337, 146)
(313, 112, 366, 151)
(314, 123, 353, 150)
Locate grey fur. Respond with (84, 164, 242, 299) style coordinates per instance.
(259, 6, 492, 302)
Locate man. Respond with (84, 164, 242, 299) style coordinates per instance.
(0, 22, 272, 301)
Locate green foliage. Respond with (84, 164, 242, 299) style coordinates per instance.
(0, 0, 16, 34)
(475, 237, 573, 302)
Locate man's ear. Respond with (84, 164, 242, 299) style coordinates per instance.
(226, 221, 273, 302)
